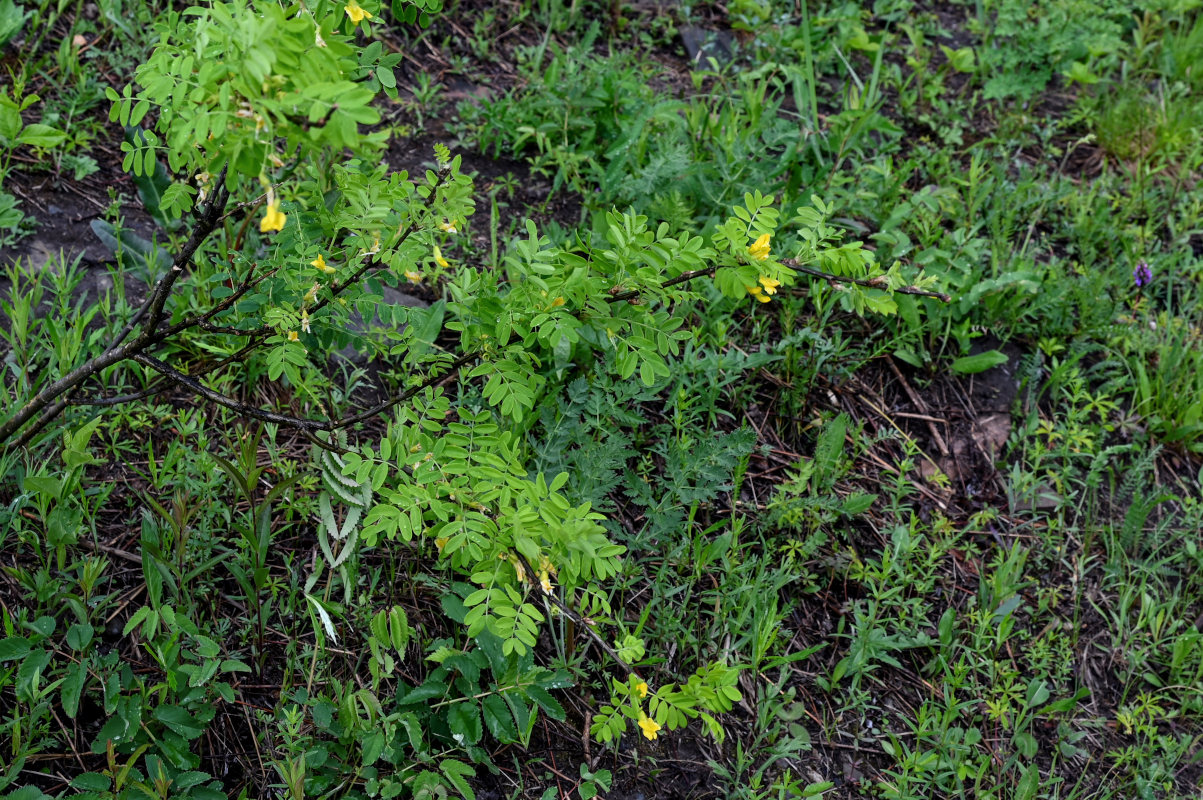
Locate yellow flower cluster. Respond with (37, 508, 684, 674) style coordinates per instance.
(638, 712, 661, 740)
(344, 0, 371, 24)
(747, 233, 771, 261)
(311, 253, 336, 274)
(745, 275, 781, 303)
(260, 192, 285, 233)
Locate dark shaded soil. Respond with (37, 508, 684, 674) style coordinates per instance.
(385, 132, 586, 245)
(4, 148, 159, 270)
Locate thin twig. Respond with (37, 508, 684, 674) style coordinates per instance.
(515, 554, 640, 679)
(782, 257, 952, 302)
(606, 267, 717, 303)
(330, 351, 480, 430)
(131, 353, 329, 430)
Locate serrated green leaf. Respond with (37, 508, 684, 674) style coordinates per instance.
(0, 636, 30, 661)
(482, 693, 517, 741)
(61, 661, 87, 718)
(525, 685, 565, 721)
(447, 702, 482, 745)
(440, 758, 476, 800)
(66, 623, 94, 652)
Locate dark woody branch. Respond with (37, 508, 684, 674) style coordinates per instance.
(131, 353, 330, 430)
(2, 174, 952, 450)
(1, 167, 455, 448)
(607, 260, 951, 304)
(1, 174, 232, 448)
(782, 258, 952, 302)
(117, 348, 479, 436)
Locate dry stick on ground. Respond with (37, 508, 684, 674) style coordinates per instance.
(886, 356, 950, 457)
(513, 553, 641, 681)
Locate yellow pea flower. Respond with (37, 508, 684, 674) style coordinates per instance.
(637, 712, 661, 740)
(748, 233, 771, 261)
(344, 0, 372, 24)
(404, 269, 422, 283)
(539, 571, 554, 595)
(434, 536, 449, 553)
(745, 284, 771, 303)
(311, 254, 335, 274)
(433, 246, 449, 268)
(438, 221, 458, 234)
(303, 283, 320, 305)
(300, 309, 311, 334)
(260, 200, 286, 233)
(287, 330, 299, 342)
(636, 682, 648, 698)
(551, 296, 565, 307)
(758, 275, 781, 295)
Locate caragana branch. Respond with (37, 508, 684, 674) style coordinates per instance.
(2, 197, 952, 450)
(0, 177, 232, 448)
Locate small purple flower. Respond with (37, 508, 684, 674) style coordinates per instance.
(1133, 261, 1153, 288)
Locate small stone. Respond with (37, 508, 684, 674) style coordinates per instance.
(679, 25, 735, 66)
(72, 33, 87, 47)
